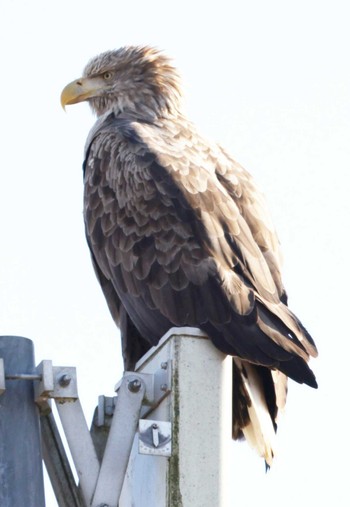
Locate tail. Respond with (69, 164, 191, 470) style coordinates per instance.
(232, 358, 287, 467)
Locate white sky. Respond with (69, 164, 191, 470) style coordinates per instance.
(0, 0, 349, 505)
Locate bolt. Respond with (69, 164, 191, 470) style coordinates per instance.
(161, 361, 168, 370)
(160, 383, 168, 392)
(152, 423, 159, 429)
(128, 378, 142, 393)
(59, 374, 71, 387)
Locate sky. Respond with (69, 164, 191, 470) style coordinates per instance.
(0, 0, 349, 505)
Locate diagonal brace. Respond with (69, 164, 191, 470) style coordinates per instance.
(35, 363, 149, 506)
(91, 374, 145, 507)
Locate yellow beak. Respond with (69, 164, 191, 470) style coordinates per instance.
(60, 77, 99, 109)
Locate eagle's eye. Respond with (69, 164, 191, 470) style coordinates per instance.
(103, 71, 113, 80)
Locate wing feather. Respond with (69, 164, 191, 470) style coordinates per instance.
(83, 115, 317, 387)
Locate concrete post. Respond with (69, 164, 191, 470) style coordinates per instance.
(0, 336, 45, 507)
(119, 327, 233, 507)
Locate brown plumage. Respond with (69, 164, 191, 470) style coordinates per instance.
(61, 46, 317, 465)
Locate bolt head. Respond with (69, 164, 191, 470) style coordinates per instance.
(59, 374, 71, 387)
(128, 378, 142, 393)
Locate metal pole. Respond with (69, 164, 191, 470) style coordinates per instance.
(0, 336, 46, 507)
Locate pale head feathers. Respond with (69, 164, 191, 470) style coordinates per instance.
(83, 46, 183, 118)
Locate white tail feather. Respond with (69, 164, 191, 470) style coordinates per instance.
(234, 359, 277, 466)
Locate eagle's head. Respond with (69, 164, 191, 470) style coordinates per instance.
(61, 46, 183, 119)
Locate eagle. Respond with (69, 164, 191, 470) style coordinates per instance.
(61, 46, 317, 466)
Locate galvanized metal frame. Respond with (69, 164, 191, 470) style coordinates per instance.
(1, 329, 233, 506)
(34, 360, 170, 507)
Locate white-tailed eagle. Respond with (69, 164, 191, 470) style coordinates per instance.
(61, 46, 317, 466)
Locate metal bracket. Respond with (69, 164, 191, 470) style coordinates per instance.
(34, 361, 78, 406)
(95, 395, 117, 428)
(0, 358, 45, 396)
(115, 360, 172, 417)
(151, 359, 172, 406)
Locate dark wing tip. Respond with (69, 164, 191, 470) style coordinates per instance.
(278, 356, 318, 388)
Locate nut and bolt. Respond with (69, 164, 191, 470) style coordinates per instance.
(128, 378, 142, 393)
(58, 374, 72, 387)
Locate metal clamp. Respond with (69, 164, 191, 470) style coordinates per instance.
(0, 358, 44, 396)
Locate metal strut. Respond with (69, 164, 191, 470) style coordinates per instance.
(32, 360, 171, 507)
(91, 376, 145, 506)
(1, 329, 232, 507)
(0, 353, 173, 506)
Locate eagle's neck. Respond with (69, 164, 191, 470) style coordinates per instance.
(109, 93, 182, 122)
(91, 81, 183, 122)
